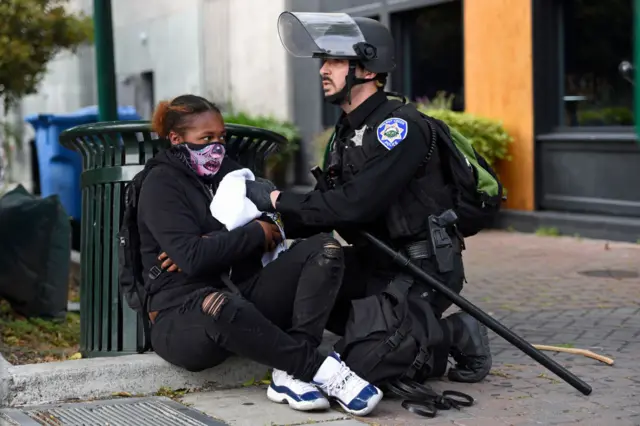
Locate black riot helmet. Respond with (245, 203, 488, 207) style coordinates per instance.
(277, 12, 396, 104)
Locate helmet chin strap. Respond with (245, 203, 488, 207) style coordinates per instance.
(325, 60, 376, 106)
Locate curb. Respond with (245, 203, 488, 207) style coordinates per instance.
(0, 333, 340, 408)
(2, 254, 341, 408)
(1, 353, 269, 408)
(0, 353, 10, 406)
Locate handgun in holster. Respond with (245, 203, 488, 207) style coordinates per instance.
(427, 209, 459, 273)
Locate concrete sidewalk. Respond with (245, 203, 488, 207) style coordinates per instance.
(180, 231, 640, 425)
(2, 231, 639, 425)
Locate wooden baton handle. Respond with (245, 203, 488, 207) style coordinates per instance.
(532, 344, 614, 366)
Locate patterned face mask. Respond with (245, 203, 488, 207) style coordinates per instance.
(174, 142, 226, 177)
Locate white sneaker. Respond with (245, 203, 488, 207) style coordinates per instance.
(312, 352, 383, 416)
(267, 369, 330, 411)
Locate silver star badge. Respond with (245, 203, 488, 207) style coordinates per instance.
(351, 126, 367, 147)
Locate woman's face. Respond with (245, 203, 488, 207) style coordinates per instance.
(169, 110, 226, 145)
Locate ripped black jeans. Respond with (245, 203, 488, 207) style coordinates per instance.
(150, 233, 344, 383)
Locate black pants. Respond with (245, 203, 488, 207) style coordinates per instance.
(150, 233, 344, 382)
(325, 244, 465, 337)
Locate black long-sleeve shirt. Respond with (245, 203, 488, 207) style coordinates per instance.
(137, 150, 265, 311)
(277, 91, 431, 230)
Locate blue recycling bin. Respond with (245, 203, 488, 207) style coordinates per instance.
(25, 106, 141, 221)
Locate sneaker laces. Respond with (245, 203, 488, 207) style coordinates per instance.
(274, 370, 318, 393)
(291, 376, 321, 394)
(325, 362, 367, 399)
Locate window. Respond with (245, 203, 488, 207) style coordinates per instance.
(391, 1, 464, 111)
(561, 0, 634, 127)
(321, 15, 380, 128)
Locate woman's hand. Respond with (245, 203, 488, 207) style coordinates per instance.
(255, 219, 283, 252)
(158, 252, 182, 272)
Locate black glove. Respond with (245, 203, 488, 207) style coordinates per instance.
(255, 177, 277, 191)
(246, 178, 277, 212)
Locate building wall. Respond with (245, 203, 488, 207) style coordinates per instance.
(112, 0, 203, 104)
(463, 0, 535, 211)
(21, 0, 291, 124)
(203, 0, 291, 120)
(8, 0, 290, 190)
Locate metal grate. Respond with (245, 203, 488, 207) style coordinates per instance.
(0, 397, 226, 426)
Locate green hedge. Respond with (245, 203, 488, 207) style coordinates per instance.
(417, 107, 513, 166)
(223, 111, 300, 160)
(311, 104, 513, 168)
(577, 106, 633, 126)
(222, 110, 300, 184)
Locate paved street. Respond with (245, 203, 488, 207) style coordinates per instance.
(363, 231, 640, 425)
(182, 231, 640, 425)
(6, 231, 634, 425)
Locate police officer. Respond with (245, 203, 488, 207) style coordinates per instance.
(245, 11, 491, 384)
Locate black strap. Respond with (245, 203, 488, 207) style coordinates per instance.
(138, 294, 152, 354)
(357, 275, 413, 376)
(401, 400, 437, 418)
(386, 377, 475, 418)
(220, 273, 241, 295)
(404, 346, 429, 380)
(401, 106, 438, 166)
(357, 311, 413, 376)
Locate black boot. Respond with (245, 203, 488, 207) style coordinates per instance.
(446, 312, 492, 383)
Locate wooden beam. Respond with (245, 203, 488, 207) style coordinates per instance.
(463, 0, 535, 210)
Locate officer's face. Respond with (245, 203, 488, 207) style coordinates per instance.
(320, 59, 349, 96)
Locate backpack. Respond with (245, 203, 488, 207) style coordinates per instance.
(421, 115, 505, 238)
(117, 165, 157, 353)
(369, 98, 505, 238)
(334, 274, 447, 387)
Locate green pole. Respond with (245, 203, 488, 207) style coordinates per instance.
(635, 0, 640, 142)
(93, 0, 118, 121)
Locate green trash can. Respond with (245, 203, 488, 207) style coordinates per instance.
(59, 120, 286, 357)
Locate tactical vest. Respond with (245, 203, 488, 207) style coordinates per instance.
(329, 101, 455, 243)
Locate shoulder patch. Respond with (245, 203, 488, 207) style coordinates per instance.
(376, 117, 408, 150)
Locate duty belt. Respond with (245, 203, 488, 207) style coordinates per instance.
(403, 236, 462, 260)
(404, 240, 434, 260)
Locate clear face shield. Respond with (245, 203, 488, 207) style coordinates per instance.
(277, 12, 367, 60)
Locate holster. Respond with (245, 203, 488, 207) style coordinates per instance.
(404, 231, 460, 275)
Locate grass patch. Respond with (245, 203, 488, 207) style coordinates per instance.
(0, 298, 80, 365)
(242, 370, 273, 387)
(0, 265, 81, 364)
(535, 226, 560, 237)
(489, 369, 512, 379)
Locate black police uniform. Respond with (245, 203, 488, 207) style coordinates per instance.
(267, 11, 491, 385)
(276, 89, 465, 326)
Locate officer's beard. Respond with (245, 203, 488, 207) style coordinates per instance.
(324, 84, 352, 106)
(323, 62, 376, 106)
